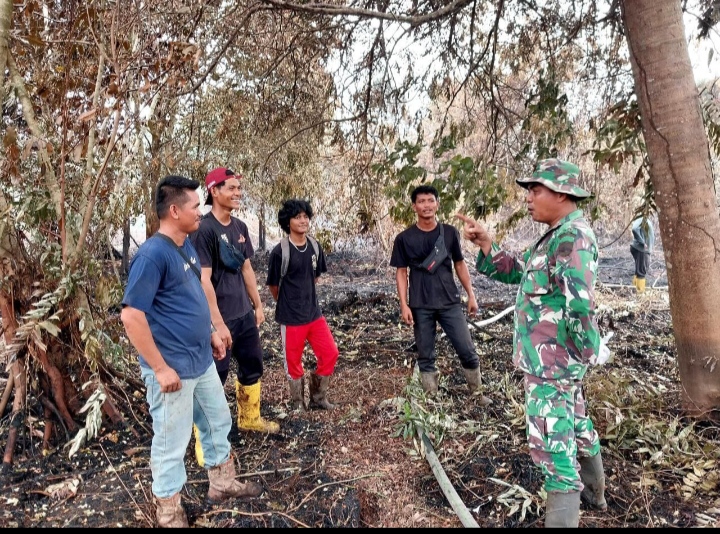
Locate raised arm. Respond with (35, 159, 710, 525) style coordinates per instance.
(454, 213, 492, 256)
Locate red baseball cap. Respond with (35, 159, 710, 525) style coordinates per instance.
(204, 167, 240, 205)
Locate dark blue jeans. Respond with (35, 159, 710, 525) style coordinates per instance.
(411, 305, 479, 373)
(630, 246, 650, 278)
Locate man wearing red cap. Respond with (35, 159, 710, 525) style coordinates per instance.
(190, 168, 279, 465)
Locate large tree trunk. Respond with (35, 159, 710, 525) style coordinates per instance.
(622, 0, 720, 416)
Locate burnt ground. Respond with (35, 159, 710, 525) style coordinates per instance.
(1, 243, 720, 528)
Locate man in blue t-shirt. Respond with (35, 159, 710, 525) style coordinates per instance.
(121, 175, 263, 528)
(390, 185, 491, 405)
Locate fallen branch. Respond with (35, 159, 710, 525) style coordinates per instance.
(600, 283, 668, 290)
(420, 432, 480, 528)
(201, 508, 310, 528)
(469, 305, 514, 330)
(186, 466, 302, 486)
(408, 363, 481, 527)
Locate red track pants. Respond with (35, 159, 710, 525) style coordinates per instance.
(281, 317, 339, 380)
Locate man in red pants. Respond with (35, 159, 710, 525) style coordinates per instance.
(267, 199, 339, 411)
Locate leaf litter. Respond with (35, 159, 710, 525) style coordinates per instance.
(1, 247, 720, 527)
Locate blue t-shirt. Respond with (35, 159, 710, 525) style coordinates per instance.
(122, 235, 213, 379)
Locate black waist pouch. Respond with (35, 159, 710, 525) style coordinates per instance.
(416, 224, 447, 274)
(219, 238, 246, 272)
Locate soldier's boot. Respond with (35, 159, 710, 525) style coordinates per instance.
(193, 424, 205, 467)
(235, 380, 280, 433)
(632, 275, 637, 288)
(579, 453, 608, 511)
(206, 455, 264, 504)
(544, 490, 581, 528)
(636, 277, 646, 293)
(462, 367, 493, 406)
(289, 377, 306, 412)
(155, 492, 189, 528)
(420, 371, 439, 397)
(308, 373, 336, 410)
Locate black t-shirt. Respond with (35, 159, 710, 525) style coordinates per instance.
(190, 212, 254, 322)
(390, 223, 464, 309)
(266, 238, 327, 325)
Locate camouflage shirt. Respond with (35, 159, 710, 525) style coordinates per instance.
(476, 210, 600, 382)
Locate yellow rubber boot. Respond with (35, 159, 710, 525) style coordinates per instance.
(236, 381, 280, 433)
(636, 277, 646, 293)
(632, 275, 637, 288)
(193, 424, 204, 468)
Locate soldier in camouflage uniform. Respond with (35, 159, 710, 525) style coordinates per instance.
(456, 159, 610, 528)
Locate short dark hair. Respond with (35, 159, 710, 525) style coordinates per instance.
(206, 180, 228, 207)
(278, 199, 313, 234)
(411, 184, 439, 203)
(156, 175, 200, 219)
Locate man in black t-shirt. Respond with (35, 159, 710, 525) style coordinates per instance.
(190, 168, 279, 467)
(267, 199, 339, 411)
(390, 185, 491, 405)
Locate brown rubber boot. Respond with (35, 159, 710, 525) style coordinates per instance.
(579, 453, 608, 510)
(544, 490, 581, 528)
(463, 367, 493, 406)
(207, 455, 264, 503)
(289, 377, 306, 411)
(420, 371, 439, 396)
(155, 492, 188, 528)
(308, 373, 336, 410)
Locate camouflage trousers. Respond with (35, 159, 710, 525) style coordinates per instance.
(524, 373, 601, 493)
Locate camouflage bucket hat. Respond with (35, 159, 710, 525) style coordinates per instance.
(515, 158, 592, 198)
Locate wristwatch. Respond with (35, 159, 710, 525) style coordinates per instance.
(210, 323, 217, 334)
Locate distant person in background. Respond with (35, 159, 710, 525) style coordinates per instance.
(390, 184, 492, 405)
(630, 215, 655, 293)
(456, 159, 609, 528)
(266, 199, 339, 411)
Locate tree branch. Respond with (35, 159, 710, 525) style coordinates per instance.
(258, 0, 475, 26)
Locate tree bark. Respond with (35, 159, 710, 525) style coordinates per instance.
(259, 203, 266, 251)
(622, 0, 720, 416)
(122, 217, 131, 274)
(0, 370, 13, 419)
(36, 347, 78, 433)
(0, 0, 11, 103)
(3, 359, 25, 468)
